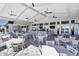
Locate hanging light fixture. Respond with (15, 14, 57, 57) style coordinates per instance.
(32, 3, 35, 7)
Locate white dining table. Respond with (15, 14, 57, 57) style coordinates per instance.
(0, 42, 17, 56)
(1, 34, 10, 39)
(59, 38, 73, 43)
(15, 45, 41, 56)
(1, 45, 59, 56)
(0, 48, 17, 56)
(5, 37, 24, 48)
(0, 33, 5, 36)
(42, 45, 59, 56)
(10, 38, 24, 44)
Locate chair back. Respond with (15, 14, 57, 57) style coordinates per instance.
(46, 41, 55, 46)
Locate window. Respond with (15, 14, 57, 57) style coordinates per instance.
(50, 26, 55, 29)
(39, 26, 43, 29)
(61, 26, 64, 33)
(57, 22, 60, 24)
(8, 21, 14, 24)
(33, 24, 36, 26)
(50, 22, 56, 25)
(65, 28, 69, 33)
(21, 26, 26, 28)
(71, 20, 75, 23)
(61, 21, 69, 24)
(44, 23, 49, 25)
(39, 23, 43, 25)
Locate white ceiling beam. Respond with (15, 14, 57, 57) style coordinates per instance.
(0, 16, 15, 20)
(0, 15, 26, 22)
(15, 4, 29, 19)
(32, 3, 57, 7)
(28, 13, 39, 20)
(0, 4, 29, 22)
(20, 3, 47, 17)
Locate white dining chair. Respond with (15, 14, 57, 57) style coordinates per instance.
(72, 40, 79, 49)
(0, 37, 3, 44)
(46, 41, 55, 46)
(11, 43, 19, 52)
(55, 38, 60, 45)
(70, 36, 76, 40)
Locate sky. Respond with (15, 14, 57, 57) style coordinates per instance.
(0, 19, 8, 26)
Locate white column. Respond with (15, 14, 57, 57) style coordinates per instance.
(4, 27, 7, 34)
(59, 20, 61, 35)
(55, 21, 57, 34)
(69, 19, 71, 35)
(8, 24, 14, 32)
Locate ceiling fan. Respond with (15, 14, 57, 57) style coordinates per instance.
(44, 8, 52, 14)
(8, 10, 16, 16)
(44, 8, 57, 18)
(53, 15, 57, 18)
(25, 17, 28, 19)
(25, 15, 29, 19)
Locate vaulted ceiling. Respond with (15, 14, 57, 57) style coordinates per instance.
(0, 3, 79, 23)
